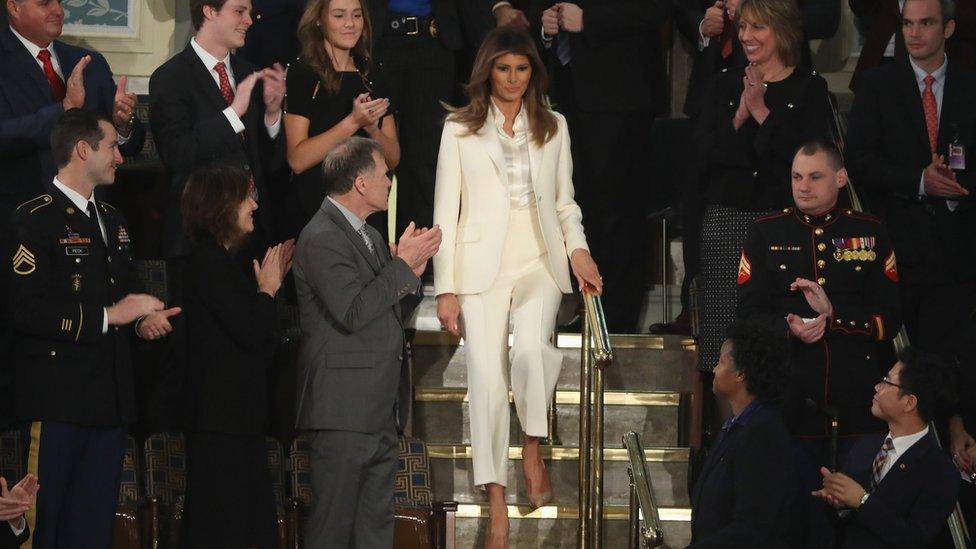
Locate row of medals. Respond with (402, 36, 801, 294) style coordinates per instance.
(834, 248, 876, 262)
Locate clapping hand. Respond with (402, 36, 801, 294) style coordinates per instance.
(742, 63, 770, 123)
(556, 3, 584, 32)
(790, 277, 833, 316)
(230, 71, 261, 119)
(112, 76, 137, 136)
(137, 306, 182, 341)
(570, 248, 603, 295)
(262, 63, 286, 124)
(702, 1, 726, 37)
(63, 55, 90, 110)
(924, 153, 969, 198)
(254, 239, 296, 297)
(395, 222, 442, 277)
(812, 467, 867, 509)
(787, 313, 827, 344)
(350, 93, 390, 132)
(542, 5, 561, 36)
(495, 4, 529, 28)
(0, 474, 38, 528)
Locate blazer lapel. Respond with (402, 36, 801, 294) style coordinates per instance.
(181, 44, 233, 114)
(875, 431, 935, 493)
(938, 61, 962, 151)
(478, 118, 507, 187)
(322, 201, 380, 273)
(1, 28, 54, 103)
(529, 134, 545, 192)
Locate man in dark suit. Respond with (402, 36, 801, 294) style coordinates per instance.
(689, 318, 796, 547)
(365, 0, 496, 239)
(149, 0, 285, 260)
(4, 110, 178, 548)
(293, 137, 441, 547)
(0, 0, 145, 222)
(849, 0, 976, 91)
(812, 347, 960, 548)
(846, 0, 976, 360)
(528, 0, 671, 333)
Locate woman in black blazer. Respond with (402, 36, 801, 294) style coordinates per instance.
(179, 165, 294, 549)
(689, 318, 796, 547)
(693, 0, 832, 373)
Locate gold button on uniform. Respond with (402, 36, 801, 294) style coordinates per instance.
(817, 260, 826, 268)
(107, 256, 112, 263)
(815, 228, 824, 235)
(109, 277, 115, 284)
(817, 277, 826, 286)
(780, 264, 787, 270)
(817, 243, 826, 251)
(50, 350, 56, 357)
(855, 265, 862, 272)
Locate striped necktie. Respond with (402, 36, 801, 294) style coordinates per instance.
(871, 437, 895, 490)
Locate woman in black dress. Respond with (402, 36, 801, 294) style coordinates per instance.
(694, 0, 832, 371)
(284, 0, 399, 236)
(179, 165, 294, 549)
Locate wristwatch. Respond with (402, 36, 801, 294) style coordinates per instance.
(857, 492, 870, 508)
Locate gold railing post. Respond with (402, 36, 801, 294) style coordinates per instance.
(592, 359, 605, 548)
(578, 317, 593, 548)
(548, 331, 560, 446)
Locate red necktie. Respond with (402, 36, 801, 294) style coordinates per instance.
(922, 75, 938, 154)
(37, 49, 66, 101)
(720, 11, 735, 59)
(214, 62, 257, 199)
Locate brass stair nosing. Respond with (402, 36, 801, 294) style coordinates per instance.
(426, 445, 689, 462)
(454, 503, 691, 522)
(412, 331, 696, 350)
(413, 387, 681, 407)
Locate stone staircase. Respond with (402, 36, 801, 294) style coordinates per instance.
(409, 325, 701, 548)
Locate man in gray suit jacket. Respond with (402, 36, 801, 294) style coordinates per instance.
(293, 137, 441, 548)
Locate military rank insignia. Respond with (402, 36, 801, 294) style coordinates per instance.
(736, 252, 752, 285)
(884, 251, 898, 282)
(71, 274, 82, 292)
(831, 237, 877, 262)
(12, 245, 36, 275)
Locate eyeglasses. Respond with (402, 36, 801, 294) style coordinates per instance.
(879, 375, 903, 389)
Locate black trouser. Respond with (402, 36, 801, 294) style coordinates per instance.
(563, 108, 653, 333)
(375, 31, 456, 237)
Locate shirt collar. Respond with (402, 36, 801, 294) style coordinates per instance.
(327, 196, 366, 232)
(190, 37, 231, 73)
(53, 177, 96, 215)
(9, 25, 51, 60)
(909, 54, 948, 86)
(886, 425, 929, 456)
(489, 98, 527, 133)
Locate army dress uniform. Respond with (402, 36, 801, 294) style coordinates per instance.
(736, 207, 901, 439)
(5, 185, 143, 548)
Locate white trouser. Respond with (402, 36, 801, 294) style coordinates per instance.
(458, 207, 563, 488)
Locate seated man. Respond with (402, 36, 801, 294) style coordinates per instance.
(813, 347, 960, 548)
(689, 318, 796, 548)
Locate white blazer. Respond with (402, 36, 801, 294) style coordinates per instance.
(433, 109, 589, 296)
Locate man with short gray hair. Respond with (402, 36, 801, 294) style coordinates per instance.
(293, 136, 441, 547)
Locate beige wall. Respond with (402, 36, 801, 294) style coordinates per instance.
(59, 0, 191, 94)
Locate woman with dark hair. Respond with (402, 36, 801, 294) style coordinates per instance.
(433, 26, 602, 548)
(693, 0, 833, 372)
(179, 164, 294, 548)
(283, 0, 399, 236)
(689, 318, 796, 547)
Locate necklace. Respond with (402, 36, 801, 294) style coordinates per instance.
(762, 65, 793, 84)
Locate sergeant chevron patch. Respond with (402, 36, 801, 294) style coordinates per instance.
(12, 245, 36, 275)
(736, 251, 752, 285)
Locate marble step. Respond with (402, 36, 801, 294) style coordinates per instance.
(413, 388, 682, 447)
(454, 504, 691, 549)
(427, 444, 691, 508)
(411, 333, 696, 393)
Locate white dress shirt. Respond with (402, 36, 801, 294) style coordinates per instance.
(189, 38, 281, 139)
(53, 178, 110, 334)
(489, 99, 536, 210)
(878, 426, 929, 481)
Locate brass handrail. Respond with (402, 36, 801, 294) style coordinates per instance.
(623, 432, 665, 548)
(579, 292, 614, 548)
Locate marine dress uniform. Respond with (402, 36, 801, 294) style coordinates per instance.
(737, 206, 901, 439)
(5, 184, 143, 548)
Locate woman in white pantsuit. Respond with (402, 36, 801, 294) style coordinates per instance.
(433, 27, 602, 549)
